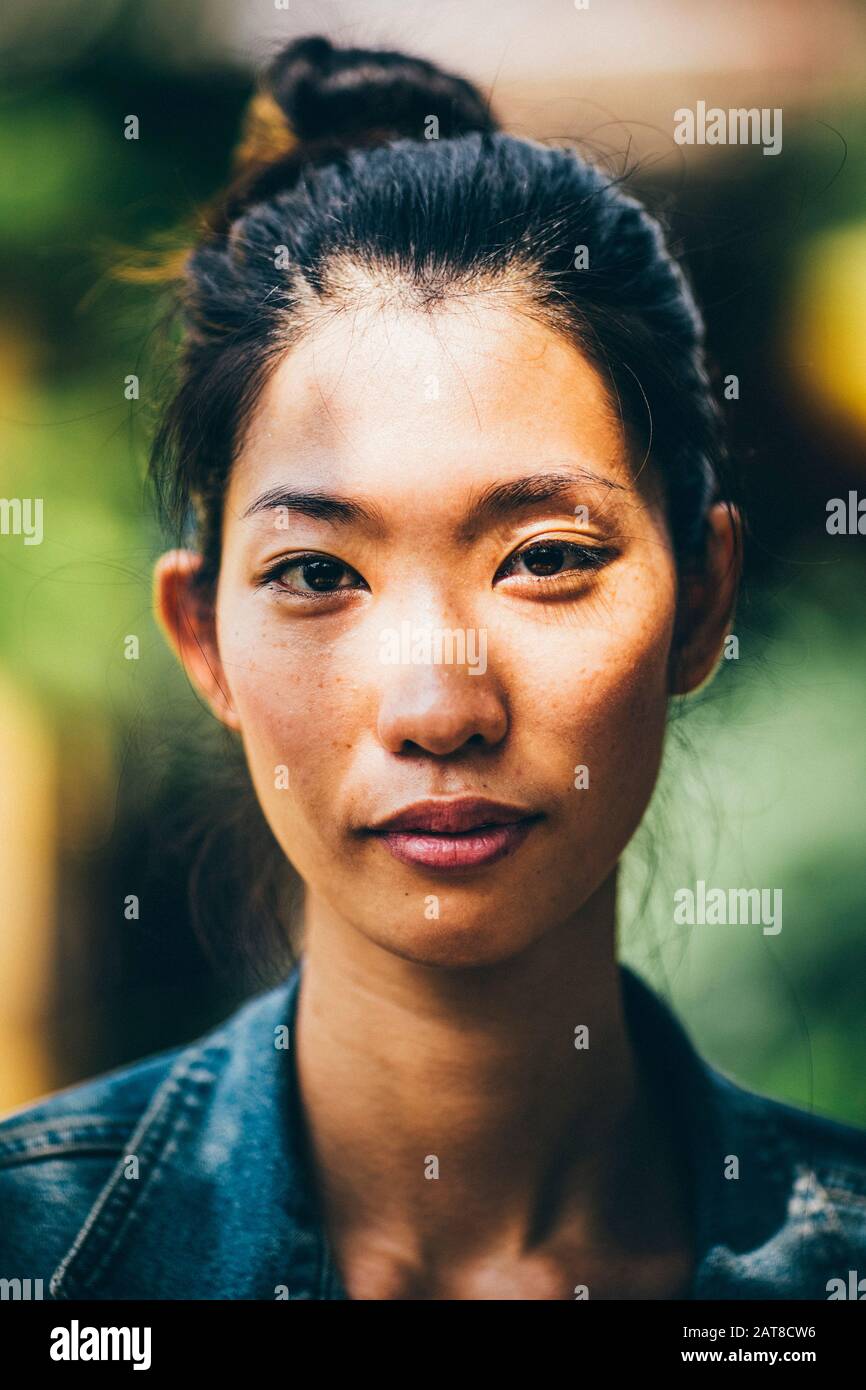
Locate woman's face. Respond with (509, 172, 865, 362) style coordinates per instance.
(171, 300, 685, 967)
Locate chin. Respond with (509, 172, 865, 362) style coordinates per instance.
(368, 915, 540, 971)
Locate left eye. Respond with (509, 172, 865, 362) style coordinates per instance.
(496, 540, 612, 583)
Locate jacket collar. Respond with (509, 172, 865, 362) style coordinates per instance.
(51, 956, 340, 1300)
(624, 968, 850, 1297)
(49, 960, 846, 1300)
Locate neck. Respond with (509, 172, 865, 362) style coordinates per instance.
(294, 872, 686, 1280)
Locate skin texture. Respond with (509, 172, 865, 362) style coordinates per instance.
(155, 293, 737, 1299)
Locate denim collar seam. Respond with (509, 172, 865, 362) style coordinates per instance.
(49, 1046, 223, 1298)
(0, 1123, 139, 1165)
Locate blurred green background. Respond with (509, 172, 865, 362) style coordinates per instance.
(0, 0, 864, 1125)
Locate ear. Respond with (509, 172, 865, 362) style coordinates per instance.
(670, 503, 741, 695)
(153, 549, 240, 732)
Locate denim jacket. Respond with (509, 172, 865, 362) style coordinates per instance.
(1, 960, 864, 1300)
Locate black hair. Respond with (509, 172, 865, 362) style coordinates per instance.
(151, 33, 734, 598)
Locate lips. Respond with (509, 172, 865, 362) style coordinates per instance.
(366, 798, 542, 870)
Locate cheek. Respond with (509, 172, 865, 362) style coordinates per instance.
(510, 575, 675, 822)
(578, 637, 671, 816)
(215, 604, 359, 843)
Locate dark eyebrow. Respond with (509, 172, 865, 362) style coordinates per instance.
(458, 468, 627, 540)
(242, 486, 387, 530)
(241, 468, 627, 535)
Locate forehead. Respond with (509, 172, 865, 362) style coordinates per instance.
(227, 301, 632, 515)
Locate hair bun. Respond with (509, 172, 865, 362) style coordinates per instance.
(265, 34, 497, 147)
(212, 36, 497, 237)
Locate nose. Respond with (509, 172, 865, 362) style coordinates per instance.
(376, 662, 508, 756)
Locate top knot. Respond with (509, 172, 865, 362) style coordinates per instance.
(262, 34, 497, 148)
(207, 36, 497, 240)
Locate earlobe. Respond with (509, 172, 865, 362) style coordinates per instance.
(153, 549, 240, 731)
(669, 503, 741, 696)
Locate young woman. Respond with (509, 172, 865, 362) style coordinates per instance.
(1, 35, 864, 1301)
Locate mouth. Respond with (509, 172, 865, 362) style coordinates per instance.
(365, 798, 543, 871)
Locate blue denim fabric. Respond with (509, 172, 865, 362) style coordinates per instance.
(1, 960, 864, 1300)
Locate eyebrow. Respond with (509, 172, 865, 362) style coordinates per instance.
(241, 467, 627, 538)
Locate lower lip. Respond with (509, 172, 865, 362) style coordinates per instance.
(373, 819, 539, 870)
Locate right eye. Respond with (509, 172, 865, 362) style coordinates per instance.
(259, 553, 367, 600)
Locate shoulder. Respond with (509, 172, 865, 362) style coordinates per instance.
(0, 978, 297, 1295)
(716, 1066, 866, 1190)
(0, 1045, 185, 1152)
(698, 1064, 866, 1297)
(625, 965, 866, 1289)
(0, 1044, 187, 1287)
(0, 975, 300, 1300)
(757, 1084, 866, 1258)
(0, 980, 285, 1161)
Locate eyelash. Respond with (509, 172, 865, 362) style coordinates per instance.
(496, 540, 613, 584)
(258, 540, 614, 600)
(258, 553, 366, 602)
